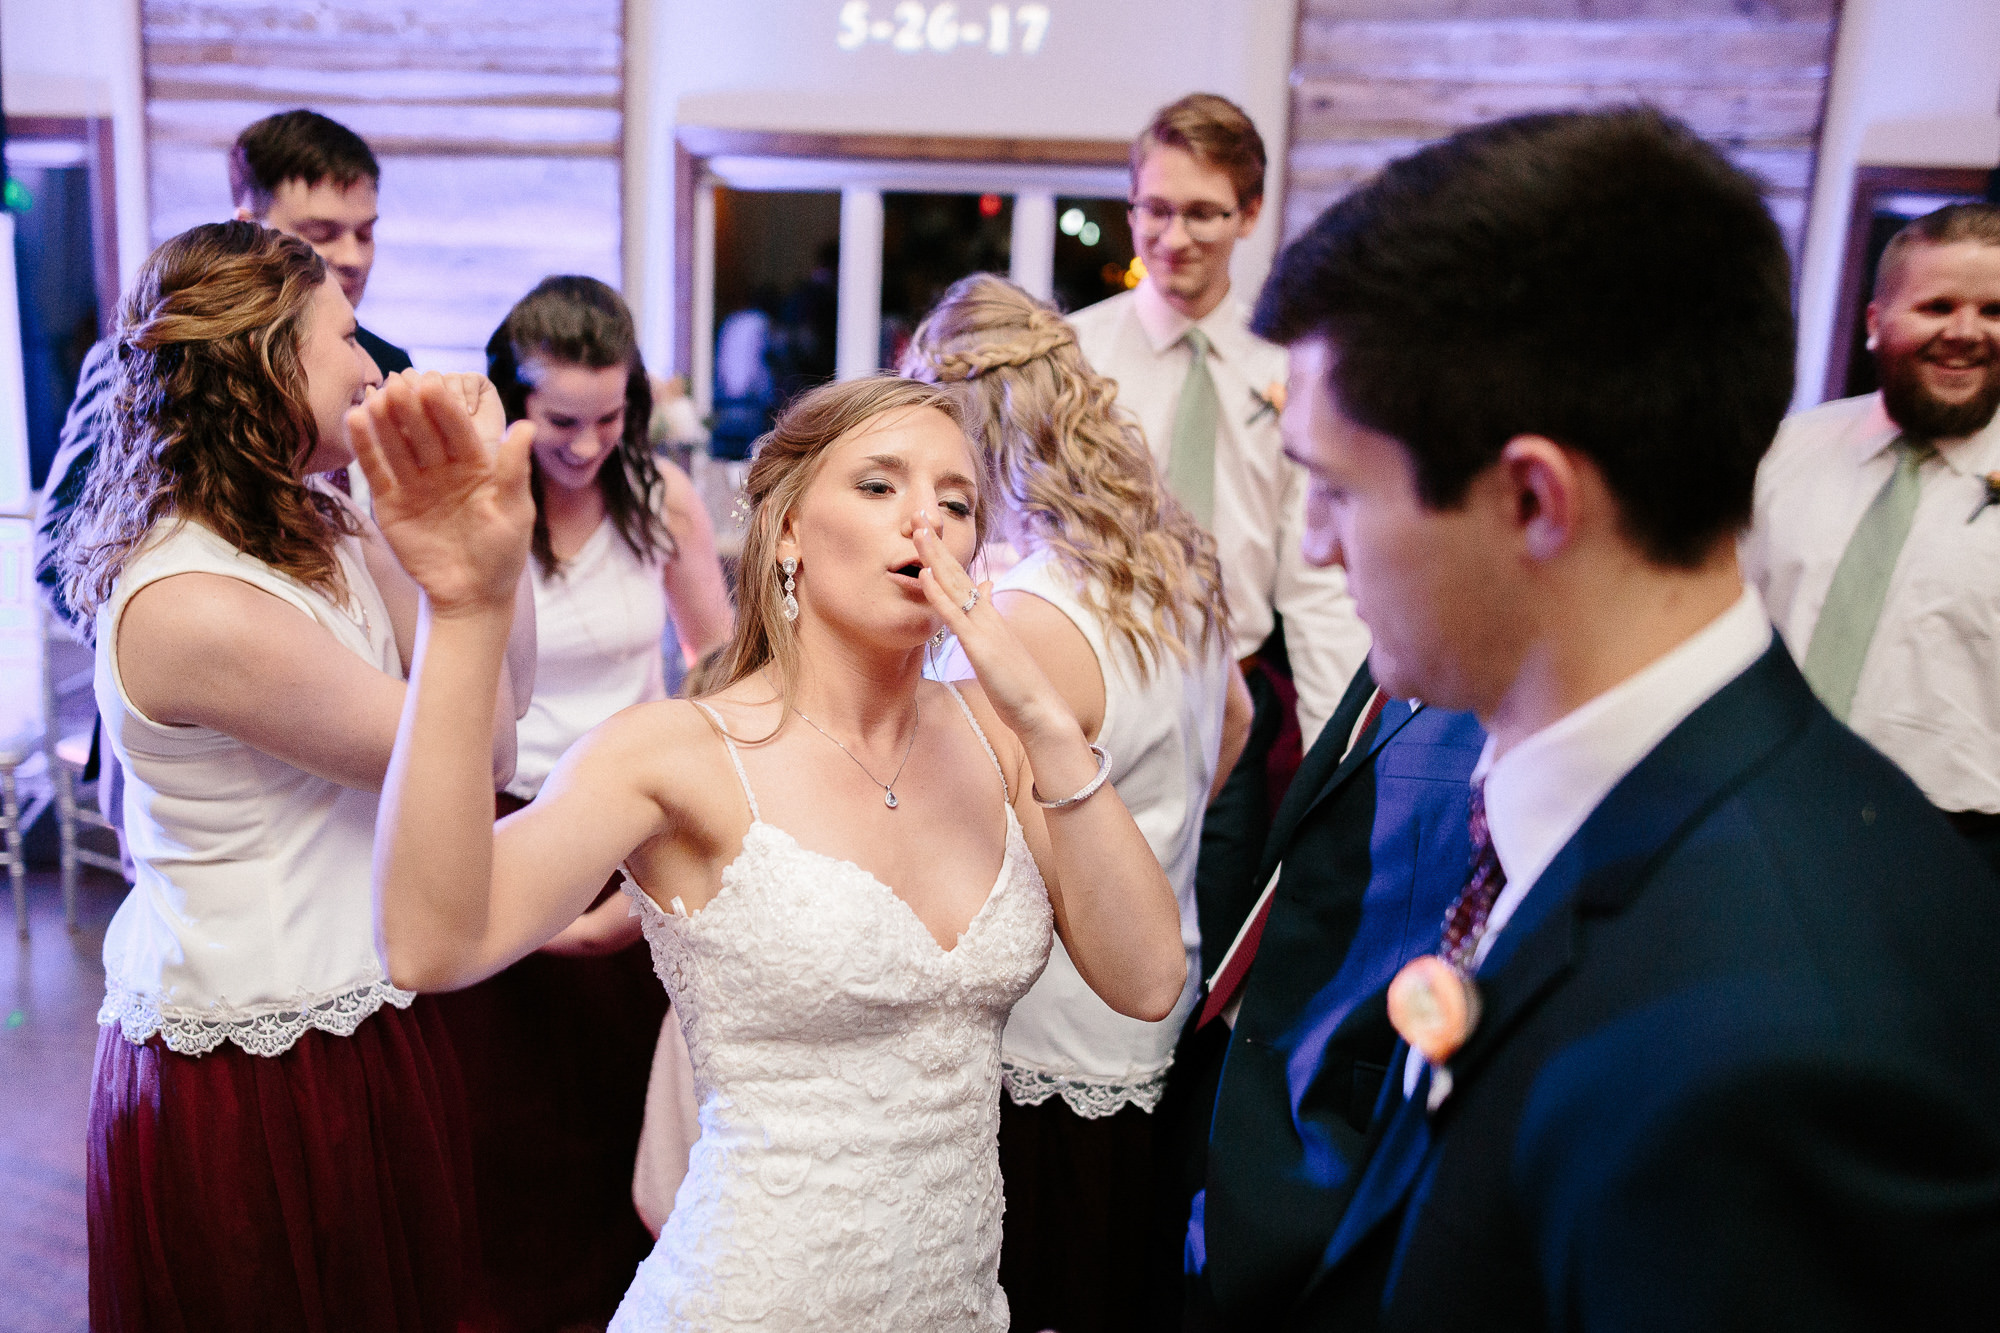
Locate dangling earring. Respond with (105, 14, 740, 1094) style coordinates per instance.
(781, 557, 799, 622)
(931, 625, 949, 648)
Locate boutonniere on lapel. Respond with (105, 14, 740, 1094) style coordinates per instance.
(1247, 379, 1286, 427)
(1967, 472, 2000, 524)
(1387, 955, 1481, 1112)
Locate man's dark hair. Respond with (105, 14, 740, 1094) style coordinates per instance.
(1254, 107, 1796, 568)
(228, 110, 380, 216)
(1874, 201, 2000, 299)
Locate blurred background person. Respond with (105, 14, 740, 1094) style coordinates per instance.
(427, 274, 733, 1332)
(1745, 202, 2000, 875)
(709, 292, 781, 462)
(904, 272, 1250, 1333)
(58, 220, 528, 1332)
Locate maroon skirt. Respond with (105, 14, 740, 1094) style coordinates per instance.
(87, 996, 487, 1333)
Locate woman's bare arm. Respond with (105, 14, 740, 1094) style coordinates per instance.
(657, 460, 735, 666)
(540, 889, 646, 957)
(990, 589, 1105, 743)
(116, 560, 523, 793)
(358, 448, 537, 721)
(915, 523, 1184, 1022)
(352, 373, 693, 992)
(1209, 660, 1253, 806)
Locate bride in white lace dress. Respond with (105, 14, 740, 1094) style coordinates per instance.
(347, 372, 1190, 1330)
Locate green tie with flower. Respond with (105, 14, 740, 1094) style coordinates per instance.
(1802, 436, 1932, 721)
(1169, 327, 1219, 528)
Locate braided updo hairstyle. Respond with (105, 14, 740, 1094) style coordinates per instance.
(901, 273, 1227, 679)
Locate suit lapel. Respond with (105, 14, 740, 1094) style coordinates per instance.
(1295, 645, 1819, 1301)
(1254, 665, 1380, 887)
(1293, 701, 1417, 833)
(1451, 645, 1817, 1085)
(1256, 686, 1419, 893)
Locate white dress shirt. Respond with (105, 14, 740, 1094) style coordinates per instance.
(1068, 282, 1370, 749)
(1405, 587, 1773, 1096)
(1743, 393, 2000, 814)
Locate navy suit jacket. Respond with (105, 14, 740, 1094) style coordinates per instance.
(1192, 663, 1484, 1325)
(1296, 644, 2000, 1331)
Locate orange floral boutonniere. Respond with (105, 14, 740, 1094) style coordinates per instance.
(1970, 472, 2000, 524)
(1247, 379, 1286, 427)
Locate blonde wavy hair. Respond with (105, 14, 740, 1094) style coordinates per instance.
(709, 375, 983, 715)
(58, 221, 351, 631)
(901, 273, 1227, 680)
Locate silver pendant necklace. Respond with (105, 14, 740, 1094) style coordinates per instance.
(792, 695, 922, 809)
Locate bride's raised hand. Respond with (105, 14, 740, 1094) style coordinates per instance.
(912, 513, 1078, 747)
(348, 369, 537, 616)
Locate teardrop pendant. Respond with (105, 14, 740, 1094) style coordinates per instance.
(884, 789, 899, 809)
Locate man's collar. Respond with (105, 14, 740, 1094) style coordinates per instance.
(1866, 391, 2000, 477)
(1934, 411, 2000, 479)
(1134, 278, 1238, 357)
(1471, 584, 1772, 903)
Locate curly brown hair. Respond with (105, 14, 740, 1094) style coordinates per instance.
(900, 273, 1227, 682)
(59, 220, 355, 629)
(710, 375, 981, 716)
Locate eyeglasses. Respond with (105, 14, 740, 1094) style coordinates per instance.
(1127, 199, 1240, 243)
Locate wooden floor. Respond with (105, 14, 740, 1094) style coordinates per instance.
(2, 867, 125, 1333)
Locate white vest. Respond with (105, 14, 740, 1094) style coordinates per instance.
(987, 547, 1227, 1116)
(95, 517, 411, 1056)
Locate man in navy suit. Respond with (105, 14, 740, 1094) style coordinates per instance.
(1185, 660, 1483, 1328)
(1249, 107, 2000, 1329)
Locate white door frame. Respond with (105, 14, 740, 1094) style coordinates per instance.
(675, 128, 1130, 404)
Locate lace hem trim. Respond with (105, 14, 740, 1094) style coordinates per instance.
(99, 978, 417, 1057)
(1001, 1059, 1171, 1119)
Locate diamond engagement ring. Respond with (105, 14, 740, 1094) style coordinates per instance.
(960, 589, 979, 613)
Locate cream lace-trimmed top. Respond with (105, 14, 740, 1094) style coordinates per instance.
(94, 515, 414, 1057)
(952, 548, 1227, 1117)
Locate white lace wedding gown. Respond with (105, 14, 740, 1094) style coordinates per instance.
(609, 684, 1053, 1330)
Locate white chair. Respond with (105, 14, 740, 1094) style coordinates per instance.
(43, 607, 123, 929)
(1, 716, 44, 939)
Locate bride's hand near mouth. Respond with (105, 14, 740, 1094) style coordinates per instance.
(912, 512, 1076, 748)
(913, 511, 1186, 1022)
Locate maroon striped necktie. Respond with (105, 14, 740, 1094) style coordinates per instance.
(1439, 779, 1506, 974)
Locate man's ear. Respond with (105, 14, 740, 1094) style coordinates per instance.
(1498, 436, 1580, 563)
(1864, 301, 1881, 352)
(1236, 193, 1264, 238)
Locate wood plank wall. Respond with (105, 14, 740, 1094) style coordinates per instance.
(141, 0, 624, 369)
(1284, 0, 1841, 268)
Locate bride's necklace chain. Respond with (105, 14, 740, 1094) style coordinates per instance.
(791, 695, 922, 810)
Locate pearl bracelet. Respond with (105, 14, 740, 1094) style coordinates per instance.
(1032, 743, 1113, 810)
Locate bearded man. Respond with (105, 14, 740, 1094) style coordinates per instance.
(1745, 201, 2000, 872)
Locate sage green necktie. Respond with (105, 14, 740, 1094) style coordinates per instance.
(1801, 437, 1932, 721)
(1168, 328, 1219, 527)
